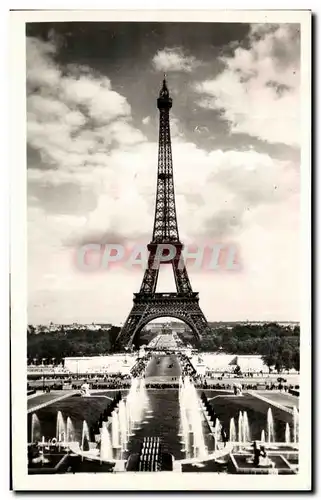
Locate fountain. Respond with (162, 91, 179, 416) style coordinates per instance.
(111, 411, 120, 449)
(126, 377, 149, 430)
(235, 411, 251, 444)
(118, 400, 128, 451)
(261, 429, 266, 443)
(62, 377, 151, 463)
(267, 408, 275, 444)
(214, 418, 222, 450)
(81, 420, 90, 450)
(238, 411, 243, 442)
(285, 422, 291, 444)
(293, 407, 299, 444)
(243, 411, 251, 443)
(56, 411, 66, 443)
(31, 444, 50, 465)
(179, 405, 191, 455)
(66, 417, 75, 443)
(49, 382, 151, 464)
(100, 422, 113, 462)
(191, 405, 207, 458)
(229, 417, 237, 442)
(31, 413, 41, 444)
(138, 378, 149, 409)
(178, 377, 207, 459)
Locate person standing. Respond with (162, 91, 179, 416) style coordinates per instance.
(221, 427, 228, 447)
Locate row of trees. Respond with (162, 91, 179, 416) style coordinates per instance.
(27, 322, 300, 372)
(183, 323, 300, 372)
(27, 326, 121, 364)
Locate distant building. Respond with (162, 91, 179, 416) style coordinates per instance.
(64, 354, 135, 375)
(144, 321, 189, 334)
(28, 322, 112, 334)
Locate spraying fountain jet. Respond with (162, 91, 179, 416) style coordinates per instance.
(267, 408, 275, 444)
(81, 420, 90, 451)
(31, 413, 41, 444)
(229, 417, 236, 442)
(214, 418, 222, 451)
(243, 411, 251, 443)
(238, 411, 243, 443)
(111, 411, 120, 450)
(118, 400, 128, 452)
(293, 407, 299, 444)
(66, 417, 75, 443)
(285, 422, 291, 444)
(56, 411, 66, 443)
(100, 422, 113, 462)
(126, 377, 146, 428)
(179, 377, 207, 459)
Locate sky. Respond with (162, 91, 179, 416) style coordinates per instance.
(26, 22, 301, 325)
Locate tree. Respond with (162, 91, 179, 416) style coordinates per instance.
(293, 325, 300, 337)
(280, 347, 293, 372)
(274, 358, 283, 373)
(263, 353, 277, 372)
(292, 348, 300, 371)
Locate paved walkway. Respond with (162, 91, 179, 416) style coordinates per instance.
(256, 391, 299, 409)
(27, 388, 124, 414)
(145, 354, 181, 379)
(248, 391, 298, 414)
(27, 391, 77, 413)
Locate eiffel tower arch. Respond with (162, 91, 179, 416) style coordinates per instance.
(116, 78, 214, 349)
(121, 292, 210, 347)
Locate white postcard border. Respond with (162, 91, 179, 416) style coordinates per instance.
(10, 9, 311, 491)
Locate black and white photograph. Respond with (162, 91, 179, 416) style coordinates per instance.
(10, 9, 311, 491)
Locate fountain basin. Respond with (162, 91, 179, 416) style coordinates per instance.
(230, 452, 296, 475)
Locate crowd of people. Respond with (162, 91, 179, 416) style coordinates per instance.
(193, 381, 300, 392)
(27, 364, 71, 374)
(130, 354, 152, 377)
(28, 377, 300, 393)
(73, 378, 131, 390)
(176, 353, 197, 378)
(27, 372, 132, 391)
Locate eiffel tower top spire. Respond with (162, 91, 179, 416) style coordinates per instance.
(152, 77, 179, 243)
(157, 75, 172, 110)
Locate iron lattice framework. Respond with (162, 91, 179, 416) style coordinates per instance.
(116, 78, 213, 348)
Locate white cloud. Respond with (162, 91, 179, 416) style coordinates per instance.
(28, 137, 299, 323)
(61, 76, 131, 124)
(194, 24, 300, 146)
(35, 139, 297, 250)
(27, 35, 300, 324)
(169, 115, 184, 139)
(27, 37, 145, 176)
(152, 48, 199, 73)
(27, 37, 61, 89)
(142, 116, 150, 125)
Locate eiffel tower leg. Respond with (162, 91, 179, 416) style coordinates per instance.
(115, 303, 148, 348)
(189, 311, 214, 350)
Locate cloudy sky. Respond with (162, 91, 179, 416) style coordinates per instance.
(27, 22, 300, 325)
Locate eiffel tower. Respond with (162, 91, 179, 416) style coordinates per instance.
(116, 78, 213, 348)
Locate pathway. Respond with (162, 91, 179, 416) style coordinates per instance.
(27, 391, 78, 414)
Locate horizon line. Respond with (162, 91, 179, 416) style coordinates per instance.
(28, 319, 300, 326)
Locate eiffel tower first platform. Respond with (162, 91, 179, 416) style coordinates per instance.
(116, 78, 214, 348)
